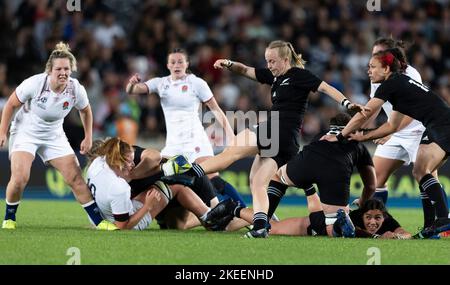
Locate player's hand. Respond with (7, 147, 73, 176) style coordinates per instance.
(380, 231, 396, 239)
(128, 73, 141, 84)
(351, 198, 360, 209)
(373, 135, 391, 145)
(126, 73, 141, 93)
(348, 103, 371, 118)
(80, 137, 92, 155)
(144, 189, 162, 210)
(213, 59, 231, 70)
(320, 134, 338, 142)
(348, 131, 365, 142)
(0, 133, 7, 148)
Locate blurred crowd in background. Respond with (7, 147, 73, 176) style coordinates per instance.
(0, 0, 449, 152)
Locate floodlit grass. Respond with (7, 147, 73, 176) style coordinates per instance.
(0, 200, 448, 265)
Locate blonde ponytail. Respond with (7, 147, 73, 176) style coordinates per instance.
(45, 41, 77, 73)
(267, 40, 306, 69)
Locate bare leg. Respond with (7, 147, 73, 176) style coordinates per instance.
(170, 184, 210, 217)
(49, 154, 93, 204)
(249, 156, 278, 214)
(6, 152, 35, 203)
(412, 143, 446, 182)
(200, 129, 258, 174)
(373, 156, 405, 188)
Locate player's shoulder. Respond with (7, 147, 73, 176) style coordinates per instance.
(22, 73, 47, 85)
(405, 65, 422, 83)
(68, 76, 85, 91)
(187, 73, 206, 84)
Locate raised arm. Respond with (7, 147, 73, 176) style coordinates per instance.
(125, 73, 150, 94)
(213, 59, 257, 81)
(0, 92, 23, 147)
(317, 81, 370, 114)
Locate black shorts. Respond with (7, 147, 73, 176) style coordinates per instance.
(286, 150, 350, 206)
(421, 126, 450, 156)
(251, 118, 300, 168)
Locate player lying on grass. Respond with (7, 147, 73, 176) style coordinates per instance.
(85, 137, 230, 230)
(227, 198, 411, 239)
(120, 142, 249, 231)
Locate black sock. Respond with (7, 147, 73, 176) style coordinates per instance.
(192, 176, 217, 206)
(303, 185, 316, 196)
(419, 185, 436, 228)
(4, 200, 20, 221)
(373, 187, 388, 205)
(185, 163, 205, 178)
(82, 200, 103, 226)
(420, 174, 449, 219)
(441, 186, 449, 210)
(253, 212, 268, 231)
(233, 205, 245, 218)
(267, 180, 287, 219)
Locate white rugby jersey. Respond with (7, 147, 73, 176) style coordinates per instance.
(10, 73, 89, 140)
(144, 74, 213, 151)
(86, 156, 133, 224)
(370, 65, 425, 137)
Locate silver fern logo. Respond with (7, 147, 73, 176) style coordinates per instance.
(67, 0, 81, 12)
(366, 0, 381, 11)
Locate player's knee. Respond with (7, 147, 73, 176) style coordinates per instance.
(10, 174, 30, 190)
(412, 164, 427, 182)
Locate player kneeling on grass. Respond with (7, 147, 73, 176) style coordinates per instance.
(85, 137, 227, 230)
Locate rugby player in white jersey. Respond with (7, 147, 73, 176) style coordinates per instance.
(125, 48, 248, 230)
(85, 137, 228, 230)
(0, 42, 116, 230)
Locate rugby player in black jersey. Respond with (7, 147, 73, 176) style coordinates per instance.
(216, 113, 376, 237)
(323, 48, 450, 238)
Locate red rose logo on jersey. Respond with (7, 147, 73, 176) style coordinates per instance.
(182, 85, 188, 93)
(63, 101, 69, 110)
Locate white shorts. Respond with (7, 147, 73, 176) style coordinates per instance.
(373, 133, 422, 165)
(131, 200, 152, 231)
(8, 131, 74, 163)
(161, 141, 214, 163)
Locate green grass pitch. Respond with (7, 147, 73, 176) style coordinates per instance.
(0, 200, 449, 265)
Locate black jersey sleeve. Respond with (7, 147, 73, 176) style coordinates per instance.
(292, 68, 323, 92)
(355, 143, 374, 168)
(373, 78, 397, 102)
(133, 145, 145, 165)
(255, 68, 274, 85)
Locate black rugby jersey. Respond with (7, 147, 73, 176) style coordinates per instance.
(302, 133, 373, 176)
(374, 73, 450, 128)
(255, 67, 322, 127)
(128, 145, 160, 195)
